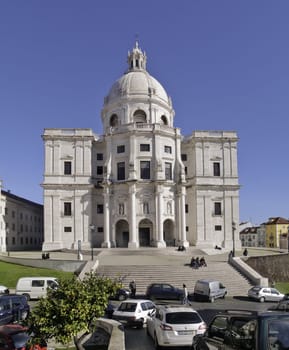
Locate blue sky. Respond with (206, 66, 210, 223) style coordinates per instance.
(0, 1, 288, 225)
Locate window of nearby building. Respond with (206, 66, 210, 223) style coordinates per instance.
(181, 154, 187, 161)
(12, 237, 15, 245)
(140, 144, 150, 152)
(186, 226, 189, 232)
(215, 225, 222, 231)
(213, 162, 221, 176)
(5, 208, 8, 215)
(164, 145, 172, 154)
(97, 205, 104, 214)
(117, 145, 125, 153)
(140, 161, 150, 179)
(97, 166, 103, 175)
(185, 167, 187, 175)
(97, 153, 103, 161)
(12, 211, 15, 218)
(64, 202, 72, 216)
(185, 204, 188, 213)
(97, 227, 104, 233)
(64, 227, 72, 232)
(165, 162, 172, 180)
(64, 161, 72, 175)
(214, 202, 222, 216)
(117, 162, 125, 180)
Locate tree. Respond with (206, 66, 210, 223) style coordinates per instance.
(26, 272, 122, 350)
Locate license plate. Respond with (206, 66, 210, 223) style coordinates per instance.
(178, 330, 194, 335)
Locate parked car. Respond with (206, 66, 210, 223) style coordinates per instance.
(146, 283, 184, 301)
(0, 295, 30, 325)
(0, 324, 46, 350)
(193, 279, 227, 302)
(192, 309, 289, 350)
(147, 304, 206, 348)
(271, 299, 289, 311)
(110, 288, 130, 301)
(0, 286, 9, 295)
(112, 299, 155, 328)
(15, 277, 58, 300)
(248, 286, 284, 302)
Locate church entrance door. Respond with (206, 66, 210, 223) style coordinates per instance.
(139, 227, 150, 247)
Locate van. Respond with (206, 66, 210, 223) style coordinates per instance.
(15, 277, 58, 300)
(0, 294, 30, 325)
(193, 279, 227, 302)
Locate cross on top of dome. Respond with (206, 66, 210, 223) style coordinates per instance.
(127, 40, 147, 71)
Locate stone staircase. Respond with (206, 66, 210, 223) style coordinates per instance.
(95, 249, 252, 297)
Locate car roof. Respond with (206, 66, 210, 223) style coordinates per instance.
(121, 299, 153, 303)
(214, 309, 289, 319)
(157, 305, 198, 313)
(0, 324, 27, 335)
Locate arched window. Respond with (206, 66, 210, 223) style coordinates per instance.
(161, 115, 168, 125)
(133, 110, 147, 124)
(110, 114, 118, 127)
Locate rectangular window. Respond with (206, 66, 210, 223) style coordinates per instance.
(117, 145, 125, 153)
(140, 161, 150, 179)
(97, 153, 103, 160)
(97, 166, 103, 175)
(185, 204, 188, 213)
(185, 166, 187, 175)
(165, 162, 172, 180)
(140, 144, 150, 152)
(64, 227, 72, 232)
(164, 145, 172, 154)
(181, 154, 187, 161)
(215, 225, 222, 231)
(64, 161, 72, 175)
(213, 162, 221, 176)
(97, 204, 104, 214)
(64, 202, 72, 216)
(214, 202, 222, 216)
(117, 162, 125, 180)
(186, 226, 189, 232)
(97, 227, 104, 233)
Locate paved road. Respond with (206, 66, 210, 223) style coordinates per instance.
(125, 297, 278, 350)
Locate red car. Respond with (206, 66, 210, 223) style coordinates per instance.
(0, 324, 46, 350)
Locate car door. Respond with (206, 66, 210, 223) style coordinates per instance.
(161, 284, 176, 299)
(0, 300, 13, 325)
(270, 288, 282, 302)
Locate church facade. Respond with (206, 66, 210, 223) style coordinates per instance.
(42, 43, 240, 251)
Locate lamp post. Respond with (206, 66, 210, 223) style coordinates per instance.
(89, 225, 95, 261)
(6, 228, 10, 257)
(287, 226, 289, 253)
(232, 221, 236, 257)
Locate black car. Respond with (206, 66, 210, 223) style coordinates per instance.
(0, 295, 30, 325)
(146, 283, 184, 301)
(110, 288, 130, 301)
(192, 309, 289, 350)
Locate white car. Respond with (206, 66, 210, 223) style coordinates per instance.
(248, 286, 284, 302)
(0, 285, 9, 295)
(147, 304, 206, 348)
(112, 299, 155, 328)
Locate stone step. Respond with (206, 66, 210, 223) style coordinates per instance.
(97, 262, 252, 297)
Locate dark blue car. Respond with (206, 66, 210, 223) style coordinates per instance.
(0, 295, 30, 325)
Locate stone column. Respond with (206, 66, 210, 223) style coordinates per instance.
(128, 183, 139, 248)
(102, 186, 111, 248)
(155, 185, 166, 247)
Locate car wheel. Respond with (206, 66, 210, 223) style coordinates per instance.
(259, 297, 265, 303)
(23, 293, 30, 301)
(136, 318, 144, 329)
(118, 294, 126, 301)
(154, 333, 161, 349)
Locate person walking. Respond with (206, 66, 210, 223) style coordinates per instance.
(182, 284, 189, 304)
(129, 280, 136, 298)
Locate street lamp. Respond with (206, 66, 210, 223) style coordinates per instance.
(232, 221, 236, 257)
(89, 225, 95, 261)
(287, 226, 289, 253)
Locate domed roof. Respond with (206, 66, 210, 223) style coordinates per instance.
(105, 42, 170, 105)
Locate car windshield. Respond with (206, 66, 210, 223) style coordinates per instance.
(118, 302, 137, 312)
(166, 312, 202, 324)
(11, 332, 30, 348)
(251, 287, 261, 292)
(267, 319, 289, 349)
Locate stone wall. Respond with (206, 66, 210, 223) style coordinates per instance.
(245, 253, 289, 284)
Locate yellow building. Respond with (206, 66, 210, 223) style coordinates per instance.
(265, 217, 289, 248)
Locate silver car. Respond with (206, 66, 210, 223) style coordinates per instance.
(248, 286, 284, 302)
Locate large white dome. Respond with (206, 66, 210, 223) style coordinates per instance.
(106, 70, 170, 104)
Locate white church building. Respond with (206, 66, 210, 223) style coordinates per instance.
(42, 42, 240, 251)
